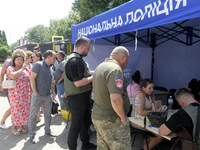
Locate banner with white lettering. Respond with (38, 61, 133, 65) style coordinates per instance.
(72, 0, 200, 43)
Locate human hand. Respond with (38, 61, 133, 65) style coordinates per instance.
(1, 86, 6, 93)
(160, 105, 168, 112)
(58, 79, 62, 84)
(33, 91, 38, 96)
(22, 64, 27, 70)
(121, 117, 127, 124)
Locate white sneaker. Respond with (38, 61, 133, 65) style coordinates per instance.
(0, 124, 9, 129)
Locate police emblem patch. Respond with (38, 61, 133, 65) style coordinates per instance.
(115, 78, 123, 89)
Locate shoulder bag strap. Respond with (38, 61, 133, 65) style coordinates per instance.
(129, 84, 132, 99)
(144, 116, 146, 129)
(194, 104, 200, 142)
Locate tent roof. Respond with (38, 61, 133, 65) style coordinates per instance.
(72, 0, 200, 44)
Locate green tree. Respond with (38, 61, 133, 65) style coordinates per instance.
(55, 11, 80, 39)
(0, 30, 8, 46)
(0, 45, 11, 58)
(25, 25, 48, 44)
(0, 30, 10, 58)
(10, 40, 20, 52)
(72, 0, 130, 22)
(1, 31, 8, 46)
(14, 1, 128, 45)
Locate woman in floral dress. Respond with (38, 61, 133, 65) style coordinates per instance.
(7, 53, 31, 135)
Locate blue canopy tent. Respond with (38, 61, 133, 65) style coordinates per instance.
(72, 0, 200, 90)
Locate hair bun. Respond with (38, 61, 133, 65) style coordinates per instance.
(132, 70, 141, 84)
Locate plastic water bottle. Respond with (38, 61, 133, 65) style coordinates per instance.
(168, 96, 173, 111)
(134, 95, 141, 119)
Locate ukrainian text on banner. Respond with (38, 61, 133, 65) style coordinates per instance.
(72, 0, 200, 43)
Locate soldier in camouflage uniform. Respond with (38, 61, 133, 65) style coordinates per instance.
(92, 46, 131, 150)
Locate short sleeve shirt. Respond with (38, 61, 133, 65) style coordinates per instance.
(65, 57, 85, 82)
(165, 105, 195, 137)
(32, 60, 53, 96)
(54, 60, 65, 82)
(3, 59, 12, 68)
(92, 58, 130, 119)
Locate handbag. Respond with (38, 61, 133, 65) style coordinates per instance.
(147, 111, 168, 127)
(170, 105, 200, 150)
(2, 80, 16, 89)
(51, 99, 59, 115)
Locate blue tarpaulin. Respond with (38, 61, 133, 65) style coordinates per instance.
(72, 0, 200, 44)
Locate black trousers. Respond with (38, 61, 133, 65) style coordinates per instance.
(67, 98, 91, 150)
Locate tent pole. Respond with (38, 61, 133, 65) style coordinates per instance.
(151, 33, 156, 80)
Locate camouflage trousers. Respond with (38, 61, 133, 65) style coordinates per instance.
(92, 118, 131, 150)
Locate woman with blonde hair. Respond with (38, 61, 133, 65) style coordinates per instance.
(25, 51, 33, 70)
(7, 52, 31, 135)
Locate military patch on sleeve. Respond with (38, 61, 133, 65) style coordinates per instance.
(115, 77, 123, 89)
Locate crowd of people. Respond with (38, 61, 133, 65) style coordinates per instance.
(0, 36, 200, 150)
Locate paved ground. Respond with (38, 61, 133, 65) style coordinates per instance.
(0, 66, 144, 150)
(0, 94, 97, 150)
(0, 66, 97, 150)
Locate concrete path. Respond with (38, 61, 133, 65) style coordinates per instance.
(0, 94, 97, 150)
(0, 66, 145, 150)
(0, 66, 97, 150)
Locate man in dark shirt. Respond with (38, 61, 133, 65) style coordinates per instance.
(63, 36, 96, 150)
(159, 88, 199, 139)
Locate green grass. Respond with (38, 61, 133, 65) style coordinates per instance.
(0, 62, 3, 66)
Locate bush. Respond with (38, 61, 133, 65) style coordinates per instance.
(0, 46, 11, 59)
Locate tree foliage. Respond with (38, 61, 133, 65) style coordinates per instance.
(0, 45, 12, 58)
(24, 11, 80, 44)
(10, 40, 20, 52)
(11, 1, 128, 45)
(72, 0, 130, 22)
(0, 30, 11, 59)
(25, 25, 48, 44)
(0, 30, 8, 46)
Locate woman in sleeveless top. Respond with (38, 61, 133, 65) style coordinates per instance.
(131, 78, 163, 150)
(126, 70, 141, 116)
(131, 78, 161, 117)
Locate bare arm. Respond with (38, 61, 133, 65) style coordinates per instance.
(158, 124, 172, 135)
(30, 71, 38, 96)
(110, 93, 127, 123)
(74, 76, 93, 87)
(138, 92, 153, 116)
(8, 65, 27, 80)
(0, 66, 7, 92)
(58, 73, 64, 84)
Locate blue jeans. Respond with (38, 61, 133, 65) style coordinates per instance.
(56, 81, 65, 109)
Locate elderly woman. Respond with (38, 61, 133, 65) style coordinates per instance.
(7, 53, 31, 135)
(131, 78, 163, 150)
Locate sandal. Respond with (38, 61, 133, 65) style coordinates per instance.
(19, 127, 28, 133)
(12, 130, 20, 136)
(36, 117, 41, 123)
